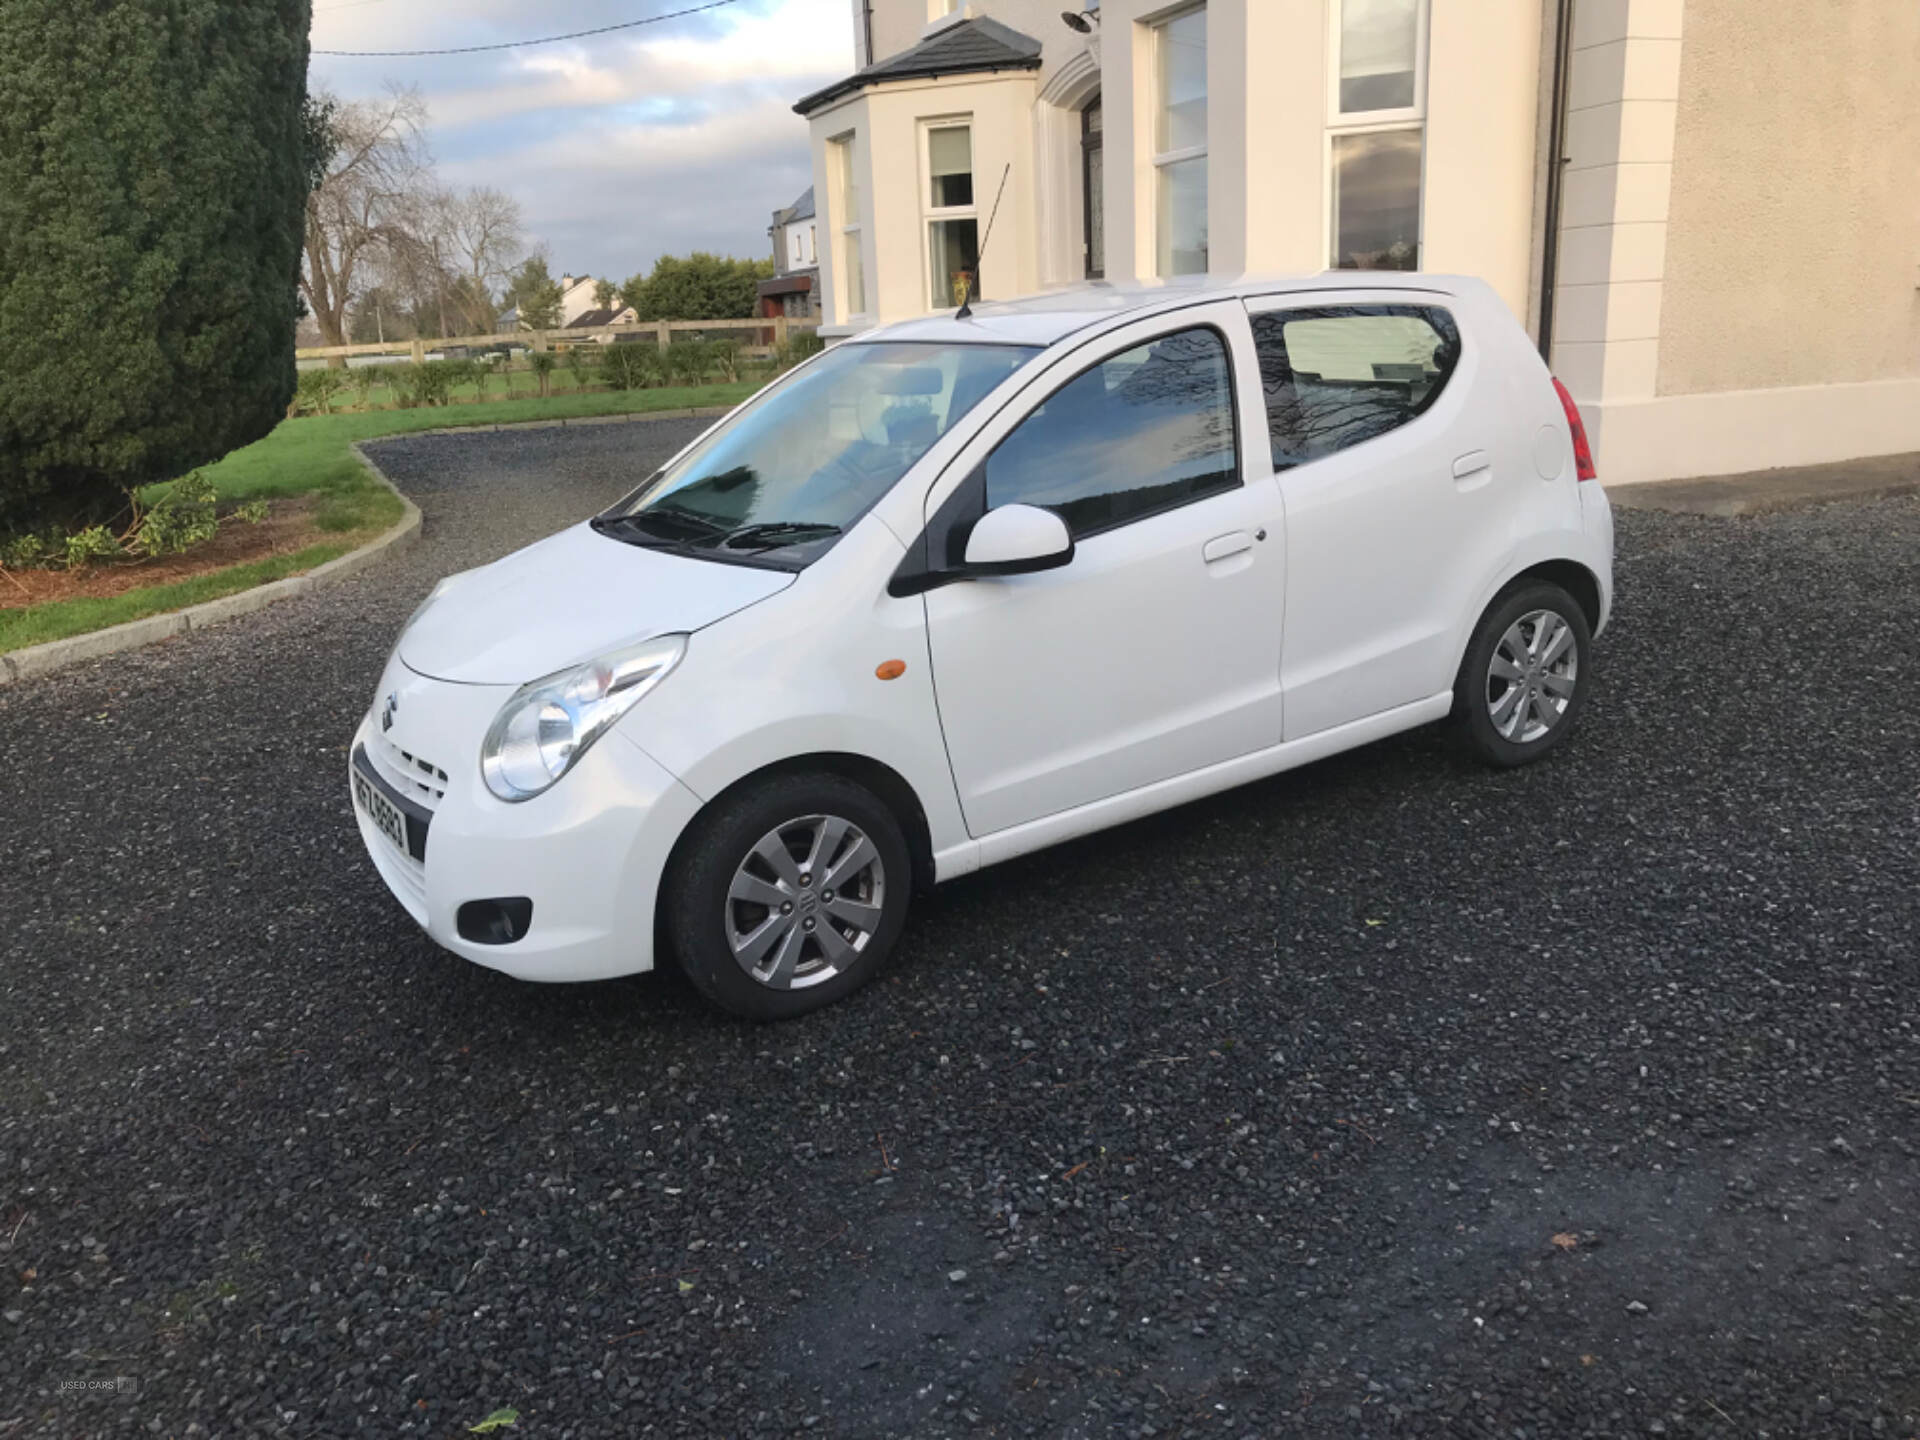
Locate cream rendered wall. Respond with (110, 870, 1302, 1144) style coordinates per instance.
(1656, 0, 1920, 395)
(1227, 0, 1325, 276)
(1423, 0, 1542, 320)
(1545, 0, 1683, 410)
(1556, 0, 1920, 483)
(806, 103, 871, 328)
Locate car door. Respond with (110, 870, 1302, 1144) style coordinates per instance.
(916, 306, 1287, 838)
(1244, 293, 1513, 740)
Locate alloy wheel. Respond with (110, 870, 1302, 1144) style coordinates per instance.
(724, 813, 886, 990)
(1485, 608, 1579, 744)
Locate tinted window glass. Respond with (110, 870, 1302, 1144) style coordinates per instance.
(1250, 306, 1459, 470)
(984, 327, 1238, 538)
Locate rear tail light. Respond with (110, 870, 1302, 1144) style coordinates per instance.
(1552, 377, 1597, 482)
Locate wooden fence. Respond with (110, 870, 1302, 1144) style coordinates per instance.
(296, 315, 818, 365)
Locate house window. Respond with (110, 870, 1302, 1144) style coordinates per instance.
(1328, 0, 1426, 271)
(1082, 97, 1104, 280)
(831, 134, 866, 317)
(1152, 7, 1207, 277)
(925, 122, 980, 310)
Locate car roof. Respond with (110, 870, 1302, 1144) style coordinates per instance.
(858, 272, 1477, 349)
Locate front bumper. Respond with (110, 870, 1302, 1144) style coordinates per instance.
(348, 657, 703, 982)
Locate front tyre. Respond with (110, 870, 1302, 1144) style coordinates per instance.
(1453, 581, 1593, 767)
(664, 773, 912, 1020)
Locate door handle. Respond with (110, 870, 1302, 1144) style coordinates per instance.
(1452, 450, 1491, 479)
(1202, 531, 1254, 563)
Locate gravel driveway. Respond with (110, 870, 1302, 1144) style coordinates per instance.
(4, 419, 1919, 1438)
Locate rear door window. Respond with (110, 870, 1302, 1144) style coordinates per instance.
(1249, 305, 1461, 470)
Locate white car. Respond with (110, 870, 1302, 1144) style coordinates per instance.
(350, 274, 1612, 1019)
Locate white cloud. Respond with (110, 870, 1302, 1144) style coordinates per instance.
(309, 0, 852, 279)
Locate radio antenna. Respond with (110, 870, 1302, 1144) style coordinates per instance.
(955, 163, 1010, 321)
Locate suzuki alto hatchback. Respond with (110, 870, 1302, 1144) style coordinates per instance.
(351, 274, 1613, 1019)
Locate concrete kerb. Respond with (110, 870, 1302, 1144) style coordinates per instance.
(1, 447, 422, 687)
(0, 406, 736, 687)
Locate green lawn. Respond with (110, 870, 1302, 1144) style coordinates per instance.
(5, 380, 763, 655)
(0, 543, 355, 652)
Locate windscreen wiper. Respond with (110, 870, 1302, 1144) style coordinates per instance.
(717, 521, 843, 553)
(590, 505, 729, 549)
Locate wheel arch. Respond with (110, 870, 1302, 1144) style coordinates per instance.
(661, 751, 940, 902)
(1509, 557, 1603, 632)
(1448, 551, 1606, 701)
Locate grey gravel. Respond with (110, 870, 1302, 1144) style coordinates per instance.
(3, 421, 1918, 1437)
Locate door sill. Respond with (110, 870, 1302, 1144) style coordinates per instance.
(931, 690, 1454, 880)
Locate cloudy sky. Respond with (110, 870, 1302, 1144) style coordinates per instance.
(308, 0, 854, 285)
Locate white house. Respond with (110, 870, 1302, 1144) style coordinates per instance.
(795, 0, 1920, 484)
(556, 274, 606, 327)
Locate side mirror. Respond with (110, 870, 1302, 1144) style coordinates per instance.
(962, 504, 1074, 577)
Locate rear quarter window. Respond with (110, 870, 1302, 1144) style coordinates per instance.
(1249, 305, 1461, 470)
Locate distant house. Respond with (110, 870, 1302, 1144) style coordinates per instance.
(499, 276, 611, 334)
(556, 274, 607, 326)
(757, 185, 820, 320)
(565, 304, 641, 343)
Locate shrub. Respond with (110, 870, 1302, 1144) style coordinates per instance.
(562, 347, 592, 392)
(63, 525, 121, 569)
(791, 330, 825, 361)
(709, 340, 740, 383)
(233, 499, 270, 524)
(599, 343, 655, 392)
(409, 361, 456, 407)
(436, 357, 479, 401)
(384, 365, 419, 409)
(1, 531, 55, 570)
(294, 367, 346, 416)
(132, 470, 219, 557)
(665, 341, 711, 386)
(0, 0, 310, 534)
(529, 351, 557, 398)
(349, 366, 377, 410)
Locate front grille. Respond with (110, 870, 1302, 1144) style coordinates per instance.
(372, 730, 449, 810)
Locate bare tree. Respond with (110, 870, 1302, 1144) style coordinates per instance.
(300, 88, 431, 354)
(439, 187, 525, 332)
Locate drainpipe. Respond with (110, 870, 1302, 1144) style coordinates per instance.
(1536, 0, 1574, 361)
(861, 0, 874, 67)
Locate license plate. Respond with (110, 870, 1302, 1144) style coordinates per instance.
(353, 768, 410, 857)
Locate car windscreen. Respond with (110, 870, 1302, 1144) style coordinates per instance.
(592, 340, 1038, 569)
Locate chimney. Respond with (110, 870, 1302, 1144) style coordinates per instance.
(561, 274, 575, 290)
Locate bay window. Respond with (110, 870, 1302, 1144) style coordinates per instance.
(924, 121, 980, 310)
(830, 133, 866, 318)
(1153, 7, 1207, 277)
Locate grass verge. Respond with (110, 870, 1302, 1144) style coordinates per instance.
(0, 541, 354, 651)
(7, 380, 760, 656)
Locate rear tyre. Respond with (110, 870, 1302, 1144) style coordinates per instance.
(663, 772, 912, 1021)
(1453, 580, 1592, 768)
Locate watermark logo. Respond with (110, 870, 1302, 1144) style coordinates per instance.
(59, 1376, 138, 1397)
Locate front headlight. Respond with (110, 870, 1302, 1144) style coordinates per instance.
(480, 634, 687, 802)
